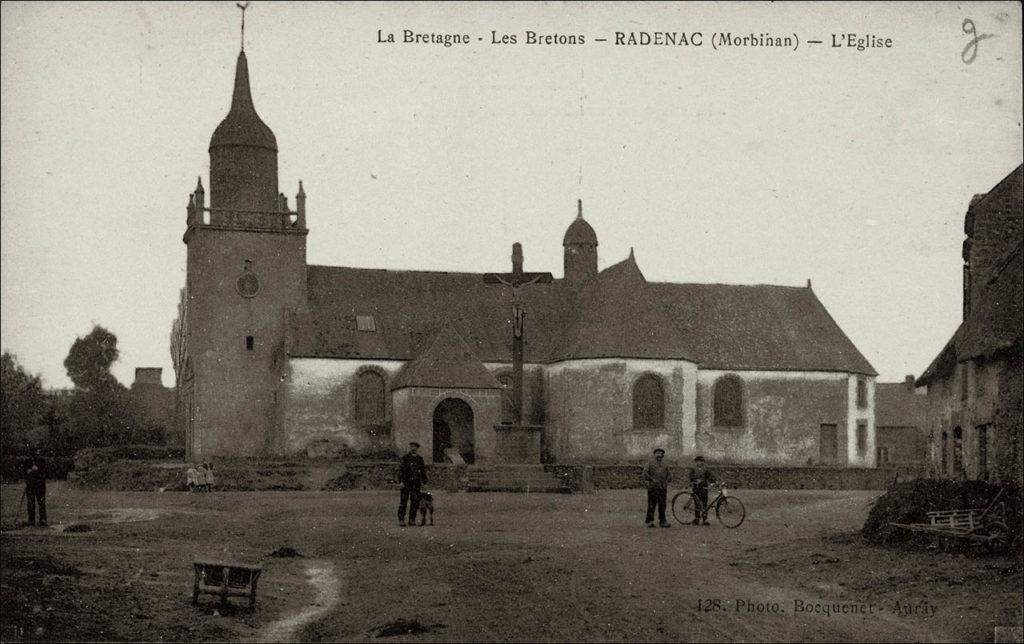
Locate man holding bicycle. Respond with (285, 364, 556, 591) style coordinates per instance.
(688, 455, 716, 526)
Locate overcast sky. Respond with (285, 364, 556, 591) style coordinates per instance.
(2, 1, 1022, 389)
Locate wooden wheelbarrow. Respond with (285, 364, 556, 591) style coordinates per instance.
(192, 560, 262, 607)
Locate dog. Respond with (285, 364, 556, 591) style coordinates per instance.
(417, 491, 434, 526)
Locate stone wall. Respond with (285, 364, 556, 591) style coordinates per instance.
(695, 371, 859, 466)
(545, 358, 698, 461)
(923, 353, 1019, 482)
(185, 226, 306, 459)
(876, 425, 926, 465)
(283, 358, 404, 455)
(575, 463, 921, 490)
(392, 387, 502, 464)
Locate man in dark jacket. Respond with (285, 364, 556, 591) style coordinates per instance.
(24, 449, 48, 527)
(688, 455, 716, 526)
(642, 448, 672, 528)
(398, 442, 428, 527)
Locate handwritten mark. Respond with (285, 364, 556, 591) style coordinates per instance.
(961, 18, 995, 64)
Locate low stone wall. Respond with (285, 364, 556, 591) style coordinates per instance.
(69, 458, 926, 492)
(574, 464, 926, 491)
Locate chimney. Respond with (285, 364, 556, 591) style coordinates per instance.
(904, 374, 915, 392)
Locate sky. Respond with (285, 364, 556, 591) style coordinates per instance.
(1, 1, 1022, 389)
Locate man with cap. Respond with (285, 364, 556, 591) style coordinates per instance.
(641, 448, 672, 528)
(23, 448, 48, 527)
(398, 441, 428, 527)
(688, 456, 717, 525)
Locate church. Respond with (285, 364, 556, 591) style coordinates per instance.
(175, 46, 878, 467)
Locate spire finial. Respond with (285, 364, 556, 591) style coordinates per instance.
(577, 199, 583, 219)
(196, 176, 204, 192)
(236, 2, 249, 51)
(629, 247, 635, 259)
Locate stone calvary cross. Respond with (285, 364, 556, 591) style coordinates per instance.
(483, 243, 552, 424)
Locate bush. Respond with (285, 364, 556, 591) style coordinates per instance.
(863, 479, 1022, 545)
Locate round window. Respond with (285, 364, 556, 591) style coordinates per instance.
(237, 273, 260, 298)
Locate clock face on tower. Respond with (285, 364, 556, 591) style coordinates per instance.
(237, 272, 261, 298)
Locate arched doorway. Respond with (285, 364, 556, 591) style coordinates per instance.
(433, 398, 474, 464)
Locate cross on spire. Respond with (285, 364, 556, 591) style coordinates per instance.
(236, 2, 250, 51)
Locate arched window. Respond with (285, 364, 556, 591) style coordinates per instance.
(633, 374, 665, 429)
(354, 370, 386, 425)
(497, 373, 513, 424)
(713, 375, 744, 427)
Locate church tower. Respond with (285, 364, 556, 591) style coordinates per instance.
(563, 199, 598, 286)
(181, 43, 308, 459)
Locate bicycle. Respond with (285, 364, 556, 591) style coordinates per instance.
(671, 483, 746, 528)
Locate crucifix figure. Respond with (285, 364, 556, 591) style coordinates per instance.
(484, 243, 552, 424)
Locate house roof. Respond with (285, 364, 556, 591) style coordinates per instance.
(875, 382, 927, 428)
(287, 255, 876, 376)
(390, 319, 501, 390)
(918, 242, 1023, 384)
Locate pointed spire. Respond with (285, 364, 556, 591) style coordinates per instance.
(297, 180, 305, 197)
(229, 50, 256, 115)
(195, 176, 204, 193)
(577, 198, 583, 219)
(629, 247, 635, 260)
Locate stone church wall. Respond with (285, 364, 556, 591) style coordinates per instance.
(392, 387, 502, 464)
(282, 358, 404, 455)
(185, 227, 307, 459)
(544, 358, 698, 461)
(695, 370, 855, 466)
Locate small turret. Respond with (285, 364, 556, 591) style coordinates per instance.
(563, 199, 598, 287)
(296, 180, 306, 220)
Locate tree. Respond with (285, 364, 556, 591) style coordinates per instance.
(0, 352, 48, 448)
(63, 325, 120, 392)
(62, 325, 159, 448)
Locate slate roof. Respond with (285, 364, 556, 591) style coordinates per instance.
(875, 383, 927, 428)
(287, 250, 877, 376)
(209, 51, 278, 152)
(390, 319, 502, 390)
(918, 242, 1023, 384)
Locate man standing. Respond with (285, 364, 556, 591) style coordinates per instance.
(642, 448, 672, 528)
(398, 441, 428, 527)
(688, 455, 716, 526)
(24, 449, 48, 527)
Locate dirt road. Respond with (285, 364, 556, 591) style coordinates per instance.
(1, 484, 1020, 642)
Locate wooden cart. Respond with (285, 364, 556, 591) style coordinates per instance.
(192, 560, 262, 607)
(890, 489, 1009, 552)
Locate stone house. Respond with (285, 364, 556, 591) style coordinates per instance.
(874, 376, 927, 466)
(174, 47, 878, 466)
(917, 165, 1023, 484)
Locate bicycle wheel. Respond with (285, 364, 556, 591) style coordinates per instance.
(716, 495, 746, 528)
(671, 491, 700, 525)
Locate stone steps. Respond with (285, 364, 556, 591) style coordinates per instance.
(465, 465, 569, 493)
